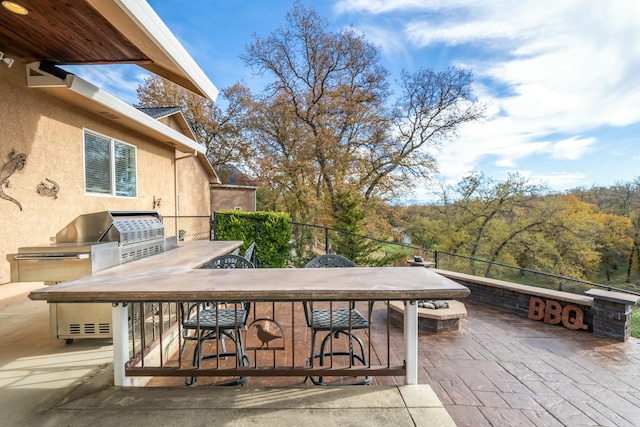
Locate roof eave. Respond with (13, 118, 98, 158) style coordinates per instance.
(87, 0, 219, 101)
(198, 155, 222, 184)
(26, 62, 219, 178)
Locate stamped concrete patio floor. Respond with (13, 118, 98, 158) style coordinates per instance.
(412, 302, 640, 426)
(148, 300, 640, 426)
(2, 282, 639, 426)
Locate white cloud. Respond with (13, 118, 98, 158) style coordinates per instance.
(335, 0, 482, 15)
(541, 137, 595, 160)
(517, 170, 588, 190)
(66, 65, 150, 106)
(335, 0, 425, 14)
(354, 23, 412, 60)
(336, 1, 640, 188)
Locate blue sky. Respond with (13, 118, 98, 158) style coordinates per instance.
(71, 0, 640, 203)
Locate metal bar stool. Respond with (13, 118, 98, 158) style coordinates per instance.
(180, 254, 253, 386)
(303, 254, 373, 385)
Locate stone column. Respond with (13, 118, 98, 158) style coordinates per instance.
(585, 289, 639, 341)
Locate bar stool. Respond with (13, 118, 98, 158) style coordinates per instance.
(303, 254, 373, 385)
(180, 254, 253, 386)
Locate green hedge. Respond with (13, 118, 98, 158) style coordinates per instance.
(213, 211, 291, 268)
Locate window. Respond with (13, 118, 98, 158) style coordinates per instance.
(84, 130, 137, 197)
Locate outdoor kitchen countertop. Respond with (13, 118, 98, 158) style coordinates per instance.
(28, 240, 243, 302)
(28, 239, 469, 303)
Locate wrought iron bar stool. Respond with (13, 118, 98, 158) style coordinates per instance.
(180, 254, 253, 386)
(303, 254, 373, 385)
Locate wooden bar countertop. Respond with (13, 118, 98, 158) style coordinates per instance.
(29, 240, 470, 303)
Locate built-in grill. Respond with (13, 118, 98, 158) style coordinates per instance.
(7, 210, 177, 342)
(9, 210, 175, 282)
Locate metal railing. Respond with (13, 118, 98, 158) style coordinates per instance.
(125, 214, 640, 382)
(125, 299, 401, 384)
(289, 222, 424, 267)
(212, 214, 640, 337)
(163, 214, 638, 337)
(161, 216, 212, 242)
(433, 251, 640, 295)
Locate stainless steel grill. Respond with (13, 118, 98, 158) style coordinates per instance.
(7, 210, 177, 342)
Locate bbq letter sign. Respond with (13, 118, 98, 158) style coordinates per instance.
(528, 297, 588, 330)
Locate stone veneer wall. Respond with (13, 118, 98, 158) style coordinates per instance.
(436, 270, 639, 342)
(585, 289, 639, 341)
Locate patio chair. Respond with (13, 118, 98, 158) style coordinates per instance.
(180, 254, 253, 386)
(303, 254, 373, 385)
(242, 242, 256, 264)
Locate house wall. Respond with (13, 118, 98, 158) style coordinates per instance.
(158, 115, 182, 133)
(177, 155, 211, 215)
(0, 61, 211, 284)
(210, 186, 257, 212)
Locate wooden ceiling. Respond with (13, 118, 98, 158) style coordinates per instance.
(0, 0, 149, 64)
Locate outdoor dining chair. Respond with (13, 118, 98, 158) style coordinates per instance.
(242, 242, 256, 264)
(230, 242, 256, 264)
(180, 254, 253, 386)
(303, 254, 373, 385)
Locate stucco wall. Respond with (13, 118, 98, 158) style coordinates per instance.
(0, 61, 211, 284)
(177, 154, 211, 216)
(210, 186, 257, 212)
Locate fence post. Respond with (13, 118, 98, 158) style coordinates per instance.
(254, 221, 260, 267)
(434, 250, 439, 268)
(212, 212, 218, 241)
(325, 227, 329, 254)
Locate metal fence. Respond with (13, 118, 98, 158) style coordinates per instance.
(208, 214, 640, 338)
(434, 252, 613, 294)
(289, 222, 431, 267)
(162, 216, 212, 242)
(125, 299, 401, 384)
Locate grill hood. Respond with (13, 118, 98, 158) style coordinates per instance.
(55, 210, 164, 245)
(8, 210, 177, 283)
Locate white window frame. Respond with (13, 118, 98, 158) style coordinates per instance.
(83, 129, 138, 198)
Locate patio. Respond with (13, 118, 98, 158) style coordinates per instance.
(1, 281, 639, 426)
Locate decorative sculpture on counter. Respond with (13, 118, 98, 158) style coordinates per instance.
(0, 150, 27, 211)
(36, 178, 59, 199)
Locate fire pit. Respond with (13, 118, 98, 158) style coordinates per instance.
(388, 300, 467, 333)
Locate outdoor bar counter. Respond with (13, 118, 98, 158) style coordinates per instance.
(29, 240, 470, 386)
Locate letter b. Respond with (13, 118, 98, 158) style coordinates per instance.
(544, 300, 562, 324)
(528, 297, 545, 321)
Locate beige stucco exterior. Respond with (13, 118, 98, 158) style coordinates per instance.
(0, 60, 215, 284)
(210, 185, 257, 213)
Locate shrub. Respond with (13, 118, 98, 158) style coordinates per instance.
(214, 211, 291, 268)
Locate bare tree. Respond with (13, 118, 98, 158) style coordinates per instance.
(136, 76, 253, 169)
(359, 67, 485, 200)
(242, 2, 389, 214)
(241, 2, 483, 218)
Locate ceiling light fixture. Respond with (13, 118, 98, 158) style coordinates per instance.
(2, 1, 28, 15)
(0, 51, 14, 68)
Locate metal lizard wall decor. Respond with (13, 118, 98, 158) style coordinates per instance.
(0, 150, 27, 211)
(36, 178, 60, 199)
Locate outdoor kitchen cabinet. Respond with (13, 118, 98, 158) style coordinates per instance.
(7, 211, 177, 342)
(50, 302, 113, 342)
